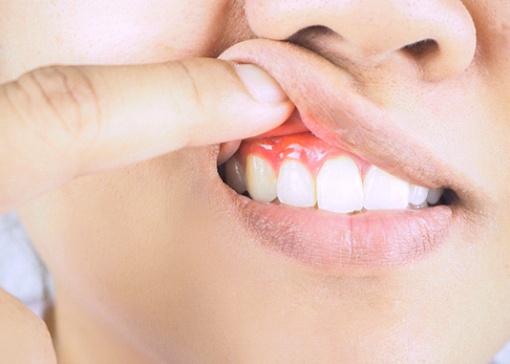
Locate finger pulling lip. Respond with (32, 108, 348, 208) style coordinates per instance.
(220, 39, 478, 197)
(216, 39, 485, 274)
(218, 110, 304, 164)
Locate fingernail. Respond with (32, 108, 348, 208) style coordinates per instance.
(235, 64, 288, 103)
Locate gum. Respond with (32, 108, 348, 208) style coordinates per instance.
(235, 132, 372, 177)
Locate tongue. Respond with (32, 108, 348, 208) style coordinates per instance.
(235, 132, 371, 176)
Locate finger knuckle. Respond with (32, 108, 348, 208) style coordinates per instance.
(13, 66, 102, 146)
(172, 60, 207, 111)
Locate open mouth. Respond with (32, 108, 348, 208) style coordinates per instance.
(217, 111, 459, 274)
(219, 128, 455, 214)
(215, 39, 476, 274)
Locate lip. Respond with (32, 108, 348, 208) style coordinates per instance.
(248, 109, 308, 139)
(230, 192, 453, 273)
(217, 39, 484, 274)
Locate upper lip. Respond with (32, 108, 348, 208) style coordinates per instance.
(220, 39, 486, 212)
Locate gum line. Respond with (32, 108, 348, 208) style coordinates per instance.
(235, 132, 371, 176)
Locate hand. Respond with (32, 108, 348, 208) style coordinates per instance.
(0, 59, 292, 214)
(0, 288, 56, 363)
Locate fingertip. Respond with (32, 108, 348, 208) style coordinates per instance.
(218, 140, 242, 165)
(235, 63, 289, 104)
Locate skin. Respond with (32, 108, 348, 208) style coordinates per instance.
(0, 0, 509, 363)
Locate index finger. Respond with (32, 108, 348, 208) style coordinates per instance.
(0, 59, 293, 213)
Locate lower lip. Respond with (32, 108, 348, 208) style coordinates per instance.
(229, 191, 454, 274)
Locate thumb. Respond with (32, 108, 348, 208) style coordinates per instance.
(0, 59, 293, 212)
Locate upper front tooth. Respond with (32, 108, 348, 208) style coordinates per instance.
(363, 166, 409, 210)
(277, 159, 316, 207)
(408, 184, 429, 206)
(316, 156, 363, 214)
(245, 155, 277, 203)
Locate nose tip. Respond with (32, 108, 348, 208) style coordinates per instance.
(245, 0, 477, 81)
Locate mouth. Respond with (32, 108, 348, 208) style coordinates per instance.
(215, 39, 482, 275)
(217, 113, 457, 274)
(220, 111, 454, 212)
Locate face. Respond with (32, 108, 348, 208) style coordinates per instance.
(7, 1, 510, 363)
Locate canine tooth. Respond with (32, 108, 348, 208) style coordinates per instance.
(316, 157, 363, 213)
(408, 185, 429, 206)
(277, 160, 316, 207)
(363, 167, 409, 210)
(245, 155, 277, 203)
(225, 157, 246, 194)
(427, 188, 444, 205)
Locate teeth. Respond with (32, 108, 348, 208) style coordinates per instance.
(225, 157, 246, 194)
(277, 160, 317, 207)
(316, 157, 363, 213)
(427, 188, 444, 205)
(232, 154, 443, 212)
(363, 166, 409, 210)
(408, 185, 429, 206)
(245, 155, 277, 203)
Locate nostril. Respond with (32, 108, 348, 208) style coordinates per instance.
(287, 25, 335, 42)
(402, 39, 438, 58)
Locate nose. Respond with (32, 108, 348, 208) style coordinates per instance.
(244, 0, 476, 81)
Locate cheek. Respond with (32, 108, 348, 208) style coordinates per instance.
(495, 19, 510, 56)
(471, 1, 510, 62)
(17, 148, 210, 302)
(47, 152, 259, 360)
(0, 0, 232, 79)
(486, 10, 510, 62)
(51, 1, 230, 61)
